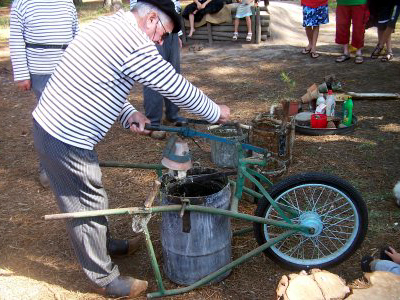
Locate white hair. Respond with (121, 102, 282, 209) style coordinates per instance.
(132, 2, 171, 24)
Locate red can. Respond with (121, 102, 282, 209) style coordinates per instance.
(311, 114, 327, 128)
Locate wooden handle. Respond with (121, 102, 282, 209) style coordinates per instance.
(144, 180, 161, 208)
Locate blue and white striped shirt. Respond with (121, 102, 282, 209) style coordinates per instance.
(32, 11, 220, 150)
(9, 0, 79, 81)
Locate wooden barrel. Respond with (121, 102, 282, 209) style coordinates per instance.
(250, 113, 295, 171)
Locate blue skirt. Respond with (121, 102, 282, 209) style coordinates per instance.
(302, 5, 329, 27)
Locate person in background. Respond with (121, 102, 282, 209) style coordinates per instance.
(369, 0, 400, 62)
(300, 0, 329, 58)
(232, 0, 255, 42)
(9, 0, 79, 187)
(182, 0, 224, 37)
(31, 0, 230, 297)
(361, 246, 400, 275)
(334, 0, 369, 64)
(130, 0, 186, 140)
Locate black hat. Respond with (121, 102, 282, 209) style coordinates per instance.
(137, 0, 181, 33)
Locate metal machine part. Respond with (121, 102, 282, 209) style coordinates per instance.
(161, 135, 192, 177)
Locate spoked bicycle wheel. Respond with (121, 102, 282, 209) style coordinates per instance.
(253, 172, 368, 270)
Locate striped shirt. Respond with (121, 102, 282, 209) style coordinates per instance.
(9, 0, 79, 81)
(32, 11, 220, 150)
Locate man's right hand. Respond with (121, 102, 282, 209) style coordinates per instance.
(17, 80, 31, 91)
(217, 104, 230, 124)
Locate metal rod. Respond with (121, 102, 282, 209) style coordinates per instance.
(44, 205, 310, 233)
(241, 168, 293, 224)
(143, 225, 165, 295)
(147, 230, 296, 298)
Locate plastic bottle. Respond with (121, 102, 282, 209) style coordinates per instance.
(316, 94, 325, 106)
(325, 90, 336, 117)
(342, 97, 353, 126)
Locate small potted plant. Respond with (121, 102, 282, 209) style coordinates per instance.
(280, 72, 299, 116)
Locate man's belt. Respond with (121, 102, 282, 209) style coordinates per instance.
(25, 42, 68, 50)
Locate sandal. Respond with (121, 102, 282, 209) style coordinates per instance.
(301, 48, 311, 54)
(371, 44, 383, 59)
(335, 54, 350, 63)
(381, 52, 393, 62)
(355, 55, 364, 64)
(310, 52, 320, 58)
(246, 32, 252, 42)
(232, 32, 238, 41)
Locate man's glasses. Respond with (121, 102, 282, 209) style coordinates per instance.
(158, 17, 171, 41)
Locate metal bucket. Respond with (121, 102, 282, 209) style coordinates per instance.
(209, 125, 248, 168)
(161, 168, 232, 285)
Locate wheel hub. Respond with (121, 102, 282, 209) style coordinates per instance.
(299, 212, 323, 237)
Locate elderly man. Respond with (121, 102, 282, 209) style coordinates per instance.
(32, 0, 230, 297)
(9, 0, 79, 187)
(131, 0, 185, 140)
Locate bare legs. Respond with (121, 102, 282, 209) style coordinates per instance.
(233, 16, 252, 41)
(304, 26, 319, 52)
(245, 16, 252, 34)
(188, 13, 196, 37)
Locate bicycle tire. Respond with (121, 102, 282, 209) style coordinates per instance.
(253, 172, 368, 270)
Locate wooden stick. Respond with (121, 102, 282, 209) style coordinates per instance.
(346, 92, 400, 100)
(144, 180, 161, 208)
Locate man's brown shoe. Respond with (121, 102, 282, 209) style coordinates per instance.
(108, 236, 142, 257)
(98, 276, 148, 298)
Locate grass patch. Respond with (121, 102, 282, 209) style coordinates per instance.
(0, 15, 9, 28)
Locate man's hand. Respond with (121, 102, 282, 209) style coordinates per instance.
(128, 111, 151, 136)
(386, 246, 400, 264)
(217, 104, 230, 124)
(17, 80, 31, 91)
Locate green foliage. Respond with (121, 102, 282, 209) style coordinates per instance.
(279, 71, 296, 100)
(0, 15, 9, 28)
(0, 0, 13, 7)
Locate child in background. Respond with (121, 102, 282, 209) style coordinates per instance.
(301, 0, 329, 58)
(361, 246, 400, 275)
(232, 0, 256, 42)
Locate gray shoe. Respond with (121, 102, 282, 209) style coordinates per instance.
(39, 170, 50, 188)
(98, 276, 148, 298)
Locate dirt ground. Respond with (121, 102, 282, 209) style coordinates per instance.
(1, 1, 400, 299)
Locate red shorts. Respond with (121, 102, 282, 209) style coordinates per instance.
(335, 4, 370, 49)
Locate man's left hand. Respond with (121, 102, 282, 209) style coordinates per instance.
(128, 112, 151, 135)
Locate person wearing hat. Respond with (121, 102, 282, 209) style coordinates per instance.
(31, 0, 230, 298)
(131, 0, 186, 140)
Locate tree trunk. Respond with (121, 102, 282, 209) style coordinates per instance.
(73, 0, 83, 5)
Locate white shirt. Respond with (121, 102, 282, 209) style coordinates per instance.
(32, 11, 220, 150)
(9, 0, 79, 81)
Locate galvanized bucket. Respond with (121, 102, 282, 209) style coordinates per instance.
(209, 124, 248, 168)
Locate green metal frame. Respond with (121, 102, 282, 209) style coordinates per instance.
(45, 142, 311, 298)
